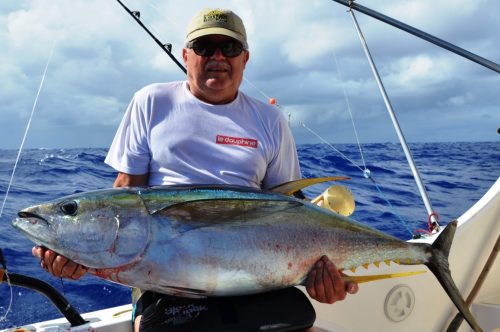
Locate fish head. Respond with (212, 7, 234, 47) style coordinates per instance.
(13, 188, 150, 268)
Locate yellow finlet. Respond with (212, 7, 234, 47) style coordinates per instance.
(374, 261, 380, 268)
(342, 270, 427, 284)
(384, 259, 391, 266)
(394, 258, 401, 265)
(350, 267, 357, 273)
(270, 177, 350, 196)
(362, 263, 370, 269)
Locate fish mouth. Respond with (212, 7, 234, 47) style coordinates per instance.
(13, 209, 52, 246)
(16, 210, 49, 225)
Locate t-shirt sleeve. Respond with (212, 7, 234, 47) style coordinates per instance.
(104, 94, 151, 175)
(262, 115, 301, 189)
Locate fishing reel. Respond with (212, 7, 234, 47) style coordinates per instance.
(311, 185, 355, 216)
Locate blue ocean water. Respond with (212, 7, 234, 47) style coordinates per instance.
(0, 142, 498, 329)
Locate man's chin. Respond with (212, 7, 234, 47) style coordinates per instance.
(205, 78, 231, 89)
(206, 72, 230, 80)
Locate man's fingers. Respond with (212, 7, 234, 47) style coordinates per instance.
(72, 265, 88, 280)
(314, 260, 326, 302)
(53, 255, 69, 277)
(43, 250, 57, 276)
(306, 269, 317, 299)
(32, 246, 87, 279)
(63, 261, 87, 280)
(346, 281, 359, 294)
(307, 256, 359, 304)
(32, 246, 44, 258)
(323, 260, 336, 303)
(328, 261, 346, 302)
(61, 260, 78, 279)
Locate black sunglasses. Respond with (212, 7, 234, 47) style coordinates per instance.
(186, 39, 244, 58)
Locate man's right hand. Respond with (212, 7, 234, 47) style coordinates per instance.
(32, 246, 88, 280)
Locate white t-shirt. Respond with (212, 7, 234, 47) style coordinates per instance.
(105, 81, 301, 189)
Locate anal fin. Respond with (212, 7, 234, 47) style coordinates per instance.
(341, 270, 427, 284)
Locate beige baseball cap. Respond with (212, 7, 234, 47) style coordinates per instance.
(185, 8, 248, 49)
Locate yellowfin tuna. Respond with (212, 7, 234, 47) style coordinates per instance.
(13, 182, 482, 331)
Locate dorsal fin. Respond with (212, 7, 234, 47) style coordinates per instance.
(270, 176, 350, 196)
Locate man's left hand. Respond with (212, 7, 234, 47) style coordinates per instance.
(306, 255, 358, 304)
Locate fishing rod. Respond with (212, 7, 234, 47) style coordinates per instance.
(115, 0, 187, 74)
(332, 0, 500, 74)
(1, 272, 88, 326)
(0, 248, 87, 326)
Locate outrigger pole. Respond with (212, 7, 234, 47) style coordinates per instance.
(332, 0, 500, 74)
(115, 0, 187, 74)
(345, 7, 441, 228)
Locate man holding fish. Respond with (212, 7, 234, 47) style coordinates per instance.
(32, 7, 358, 332)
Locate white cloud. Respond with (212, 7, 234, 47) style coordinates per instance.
(385, 54, 454, 88)
(442, 92, 475, 107)
(1, 0, 499, 148)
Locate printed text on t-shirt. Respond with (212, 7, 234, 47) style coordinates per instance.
(216, 135, 258, 148)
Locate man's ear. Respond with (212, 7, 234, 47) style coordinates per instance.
(243, 51, 250, 68)
(182, 48, 188, 64)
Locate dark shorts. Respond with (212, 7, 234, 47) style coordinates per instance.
(135, 288, 316, 332)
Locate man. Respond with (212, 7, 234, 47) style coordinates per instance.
(33, 8, 358, 331)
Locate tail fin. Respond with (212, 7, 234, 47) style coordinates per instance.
(425, 220, 483, 332)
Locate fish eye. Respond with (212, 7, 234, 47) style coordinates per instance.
(60, 200, 79, 216)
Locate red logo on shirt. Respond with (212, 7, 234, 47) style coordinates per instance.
(216, 135, 258, 148)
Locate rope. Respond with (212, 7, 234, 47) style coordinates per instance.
(0, 269, 13, 323)
(0, 249, 13, 323)
(140, 1, 182, 50)
(145, 0, 183, 33)
(0, 43, 55, 323)
(330, 49, 414, 236)
(333, 53, 369, 171)
(300, 122, 365, 173)
(244, 77, 274, 101)
(369, 177, 415, 237)
(0, 43, 56, 218)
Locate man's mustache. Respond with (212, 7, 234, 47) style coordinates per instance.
(205, 61, 231, 71)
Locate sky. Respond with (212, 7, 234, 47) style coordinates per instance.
(1, 0, 499, 149)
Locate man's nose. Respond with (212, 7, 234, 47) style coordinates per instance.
(210, 47, 226, 59)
